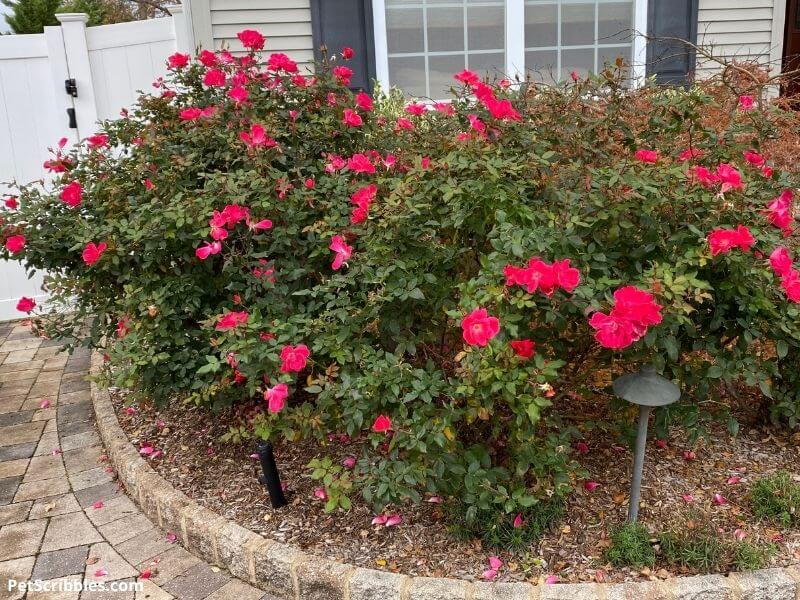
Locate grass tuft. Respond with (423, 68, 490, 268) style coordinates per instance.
(750, 471, 800, 527)
(605, 522, 655, 568)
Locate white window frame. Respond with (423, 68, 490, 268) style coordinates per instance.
(372, 0, 649, 94)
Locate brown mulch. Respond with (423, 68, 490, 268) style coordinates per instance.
(109, 387, 800, 585)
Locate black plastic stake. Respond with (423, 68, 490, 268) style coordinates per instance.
(256, 441, 287, 508)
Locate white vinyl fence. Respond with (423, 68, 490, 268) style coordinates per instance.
(0, 7, 192, 320)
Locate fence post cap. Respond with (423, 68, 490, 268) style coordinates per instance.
(55, 13, 90, 24)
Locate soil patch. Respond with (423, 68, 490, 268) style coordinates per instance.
(109, 387, 800, 584)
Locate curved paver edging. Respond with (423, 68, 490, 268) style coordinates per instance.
(89, 352, 800, 600)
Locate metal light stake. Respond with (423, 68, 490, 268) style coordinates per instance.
(256, 441, 287, 509)
(613, 365, 680, 522)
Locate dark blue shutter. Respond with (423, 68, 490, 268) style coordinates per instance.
(646, 0, 699, 85)
(310, 0, 376, 92)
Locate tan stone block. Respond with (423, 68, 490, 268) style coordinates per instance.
(68, 466, 113, 491)
(0, 421, 44, 447)
(25, 574, 83, 600)
(40, 510, 102, 552)
(181, 504, 226, 565)
(32, 406, 57, 421)
(29, 493, 82, 520)
(115, 528, 175, 565)
(0, 501, 31, 526)
(134, 579, 174, 600)
(0, 518, 47, 561)
(63, 445, 103, 474)
(14, 475, 69, 502)
(98, 513, 155, 545)
(24, 455, 66, 482)
(85, 494, 138, 527)
(84, 542, 138, 583)
(34, 433, 60, 456)
(0, 555, 36, 600)
(204, 580, 265, 600)
(0, 457, 29, 479)
(135, 546, 201, 586)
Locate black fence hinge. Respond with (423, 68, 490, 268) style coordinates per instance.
(64, 78, 78, 97)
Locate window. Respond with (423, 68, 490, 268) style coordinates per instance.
(384, 0, 506, 98)
(374, 0, 646, 97)
(525, 0, 634, 84)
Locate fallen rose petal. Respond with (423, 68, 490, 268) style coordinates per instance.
(39, 399, 51, 409)
(139, 569, 152, 579)
(342, 456, 356, 469)
(249, 453, 259, 460)
(713, 493, 727, 505)
(545, 574, 560, 584)
(655, 439, 667, 449)
(92, 501, 104, 509)
(139, 446, 154, 455)
(726, 476, 741, 485)
(51, 449, 62, 456)
(488, 556, 503, 570)
(681, 494, 695, 503)
(314, 487, 328, 501)
(683, 450, 696, 461)
(734, 528, 747, 540)
(482, 568, 498, 581)
(574, 441, 589, 454)
(94, 568, 108, 578)
(427, 496, 442, 504)
(584, 481, 600, 491)
(385, 514, 402, 527)
(513, 513, 523, 528)
(595, 570, 606, 583)
(166, 533, 177, 542)
(371, 515, 388, 525)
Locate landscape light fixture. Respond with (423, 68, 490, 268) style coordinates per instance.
(613, 365, 680, 522)
(256, 440, 287, 509)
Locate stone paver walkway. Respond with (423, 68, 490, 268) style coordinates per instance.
(0, 322, 269, 600)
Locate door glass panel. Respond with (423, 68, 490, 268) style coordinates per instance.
(526, 49, 558, 83)
(598, 2, 633, 44)
(386, 8, 424, 54)
(388, 56, 428, 98)
(428, 7, 465, 52)
(468, 52, 506, 79)
(468, 6, 505, 51)
(561, 2, 596, 46)
(525, 4, 558, 48)
(561, 47, 595, 80)
(429, 54, 467, 97)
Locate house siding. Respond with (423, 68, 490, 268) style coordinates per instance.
(209, 0, 315, 71)
(696, 0, 778, 75)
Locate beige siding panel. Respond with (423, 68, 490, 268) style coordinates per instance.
(698, 7, 773, 21)
(701, 19, 772, 34)
(210, 0, 309, 9)
(211, 9, 310, 25)
(700, 0, 772, 8)
(695, 0, 779, 76)
(213, 22, 311, 39)
(209, 0, 314, 68)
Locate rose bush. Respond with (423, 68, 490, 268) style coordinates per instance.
(2, 35, 800, 527)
